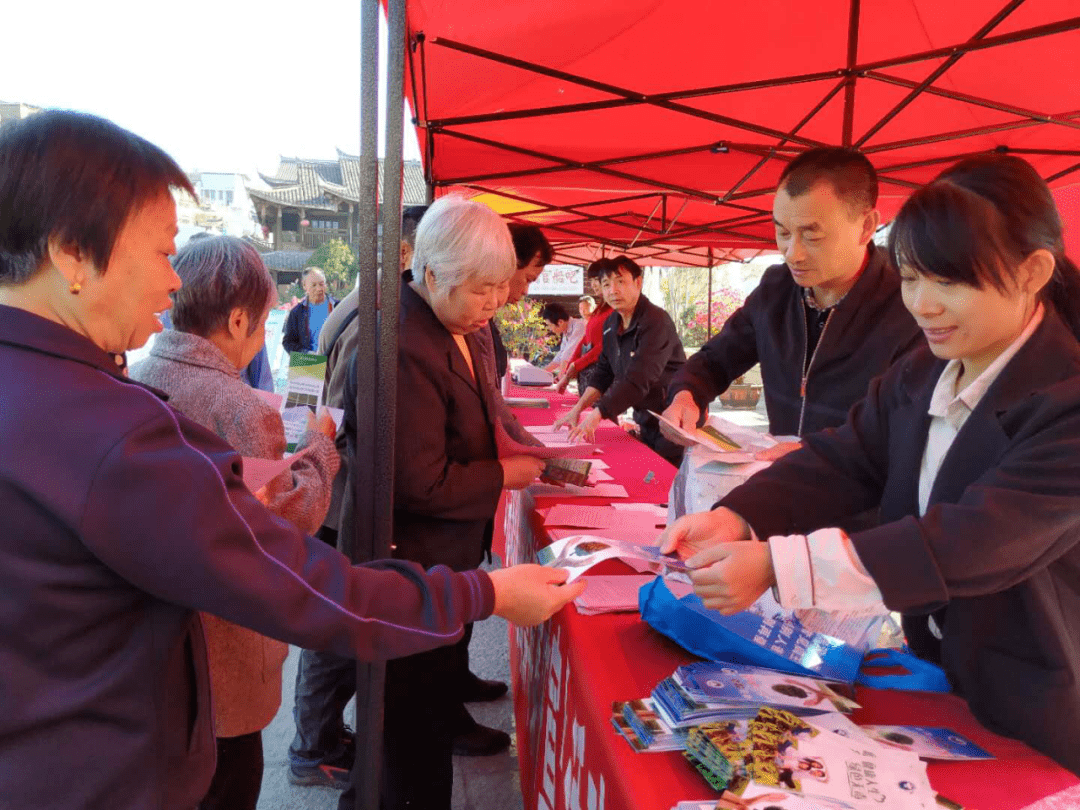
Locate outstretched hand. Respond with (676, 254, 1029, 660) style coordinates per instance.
(567, 409, 601, 443)
(659, 508, 773, 615)
(685, 542, 774, 615)
(659, 391, 700, 446)
(658, 507, 752, 558)
(552, 409, 579, 432)
(489, 564, 586, 626)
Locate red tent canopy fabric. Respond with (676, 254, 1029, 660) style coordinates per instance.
(401, 0, 1080, 266)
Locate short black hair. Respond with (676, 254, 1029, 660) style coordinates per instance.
(401, 205, 429, 248)
(599, 255, 642, 281)
(779, 147, 878, 214)
(540, 302, 570, 324)
(508, 222, 554, 268)
(0, 110, 193, 284)
(585, 257, 616, 280)
(889, 153, 1080, 339)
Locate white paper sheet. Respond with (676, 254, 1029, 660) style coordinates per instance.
(528, 482, 629, 499)
(575, 575, 693, 614)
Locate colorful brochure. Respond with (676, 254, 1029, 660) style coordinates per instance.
(538, 534, 690, 582)
(859, 726, 993, 762)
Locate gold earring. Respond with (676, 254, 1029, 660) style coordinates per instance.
(70, 281, 82, 294)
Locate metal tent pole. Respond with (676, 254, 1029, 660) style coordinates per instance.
(707, 247, 714, 340)
(350, 0, 384, 807)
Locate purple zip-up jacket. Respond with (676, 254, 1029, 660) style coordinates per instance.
(0, 305, 494, 810)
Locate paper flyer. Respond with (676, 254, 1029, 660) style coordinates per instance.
(279, 352, 343, 451)
(537, 534, 690, 582)
(859, 726, 994, 762)
(649, 410, 744, 453)
(240, 446, 315, 494)
(494, 419, 598, 459)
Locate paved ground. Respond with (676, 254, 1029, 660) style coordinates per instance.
(256, 564, 521, 810)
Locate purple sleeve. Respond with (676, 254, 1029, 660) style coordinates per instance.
(79, 398, 494, 662)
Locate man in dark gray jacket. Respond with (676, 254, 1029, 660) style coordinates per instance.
(663, 148, 922, 456)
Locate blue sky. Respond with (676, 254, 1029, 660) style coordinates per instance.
(4, 0, 422, 178)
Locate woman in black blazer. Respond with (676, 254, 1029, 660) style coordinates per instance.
(380, 196, 548, 810)
(661, 155, 1080, 775)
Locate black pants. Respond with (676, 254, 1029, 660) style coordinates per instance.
(636, 414, 686, 468)
(338, 625, 475, 810)
(199, 731, 264, 810)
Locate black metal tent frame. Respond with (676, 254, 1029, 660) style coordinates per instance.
(404, 2, 1080, 266)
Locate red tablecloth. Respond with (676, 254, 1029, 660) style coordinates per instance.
(498, 385, 1079, 810)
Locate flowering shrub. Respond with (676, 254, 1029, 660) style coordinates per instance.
(679, 286, 743, 348)
(493, 298, 557, 362)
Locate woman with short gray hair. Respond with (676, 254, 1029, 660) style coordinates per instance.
(353, 195, 547, 810)
(130, 234, 340, 810)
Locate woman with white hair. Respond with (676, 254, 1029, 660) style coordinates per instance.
(343, 195, 546, 810)
(130, 235, 339, 810)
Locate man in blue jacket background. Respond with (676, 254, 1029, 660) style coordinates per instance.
(283, 267, 338, 353)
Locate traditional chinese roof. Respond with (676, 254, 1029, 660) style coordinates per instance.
(259, 249, 316, 271)
(248, 153, 427, 211)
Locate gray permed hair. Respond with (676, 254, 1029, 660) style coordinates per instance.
(170, 236, 276, 337)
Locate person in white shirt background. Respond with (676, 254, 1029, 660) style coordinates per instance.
(540, 301, 586, 376)
(660, 154, 1080, 775)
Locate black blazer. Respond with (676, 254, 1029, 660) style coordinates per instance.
(669, 244, 923, 436)
(720, 311, 1080, 775)
(390, 282, 504, 571)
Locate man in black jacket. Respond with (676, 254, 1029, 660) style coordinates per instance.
(662, 148, 922, 456)
(555, 256, 687, 466)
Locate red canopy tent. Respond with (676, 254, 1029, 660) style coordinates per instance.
(401, 0, 1080, 266)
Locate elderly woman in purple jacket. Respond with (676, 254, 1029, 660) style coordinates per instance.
(0, 110, 582, 810)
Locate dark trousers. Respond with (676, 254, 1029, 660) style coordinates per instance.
(636, 415, 686, 468)
(199, 732, 264, 810)
(338, 625, 475, 810)
(382, 629, 473, 809)
(290, 526, 357, 767)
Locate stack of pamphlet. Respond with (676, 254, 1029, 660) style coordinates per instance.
(611, 699, 688, 752)
(612, 663, 856, 754)
(652, 661, 860, 730)
(539, 457, 592, 487)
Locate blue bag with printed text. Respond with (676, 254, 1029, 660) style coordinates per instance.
(638, 576, 873, 684)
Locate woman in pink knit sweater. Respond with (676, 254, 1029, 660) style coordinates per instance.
(131, 235, 339, 810)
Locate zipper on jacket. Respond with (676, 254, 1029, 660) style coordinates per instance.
(797, 306, 833, 437)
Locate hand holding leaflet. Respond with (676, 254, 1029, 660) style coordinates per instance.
(649, 410, 742, 452)
(538, 534, 691, 582)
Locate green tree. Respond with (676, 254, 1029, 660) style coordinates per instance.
(493, 298, 557, 364)
(294, 239, 358, 300)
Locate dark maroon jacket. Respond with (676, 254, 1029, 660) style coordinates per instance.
(0, 305, 494, 810)
(668, 244, 923, 437)
(719, 311, 1080, 775)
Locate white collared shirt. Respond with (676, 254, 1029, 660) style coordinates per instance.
(769, 306, 1045, 612)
